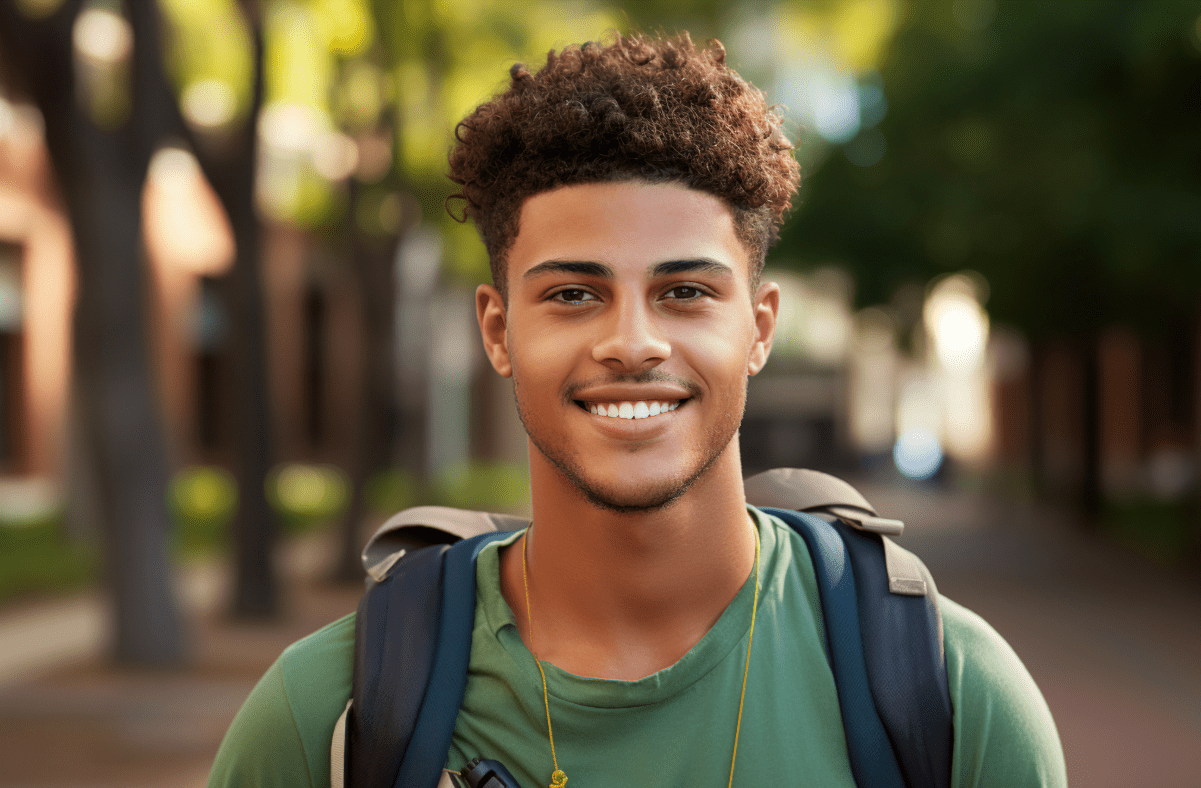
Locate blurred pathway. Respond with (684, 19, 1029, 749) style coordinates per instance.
(857, 479, 1201, 788)
(0, 531, 364, 788)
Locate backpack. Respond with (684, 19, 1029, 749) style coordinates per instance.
(330, 468, 953, 788)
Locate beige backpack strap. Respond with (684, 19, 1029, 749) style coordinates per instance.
(746, 467, 933, 601)
(439, 769, 467, 787)
(361, 506, 529, 582)
(744, 467, 904, 536)
(330, 699, 351, 788)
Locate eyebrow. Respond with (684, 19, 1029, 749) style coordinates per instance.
(523, 260, 611, 279)
(649, 259, 733, 278)
(522, 258, 734, 280)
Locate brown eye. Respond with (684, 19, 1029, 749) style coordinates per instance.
(667, 285, 700, 299)
(553, 289, 595, 303)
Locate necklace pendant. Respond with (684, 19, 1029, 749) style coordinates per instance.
(549, 769, 568, 788)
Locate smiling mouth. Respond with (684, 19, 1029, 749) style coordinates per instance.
(576, 400, 686, 420)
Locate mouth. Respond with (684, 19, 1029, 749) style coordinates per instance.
(575, 399, 686, 420)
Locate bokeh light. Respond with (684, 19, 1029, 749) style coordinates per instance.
(72, 7, 132, 65)
(893, 429, 944, 480)
(924, 274, 990, 375)
(268, 463, 349, 526)
(182, 79, 238, 131)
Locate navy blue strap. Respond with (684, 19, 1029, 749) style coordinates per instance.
(350, 544, 448, 788)
(395, 531, 516, 788)
(761, 508, 907, 788)
(831, 519, 953, 788)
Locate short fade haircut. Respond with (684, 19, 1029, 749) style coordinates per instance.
(447, 32, 801, 297)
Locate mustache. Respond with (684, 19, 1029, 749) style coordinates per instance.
(563, 369, 703, 401)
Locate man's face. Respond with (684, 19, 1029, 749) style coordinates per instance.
(476, 180, 778, 512)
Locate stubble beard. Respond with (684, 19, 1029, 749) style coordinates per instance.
(512, 376, 746, 514)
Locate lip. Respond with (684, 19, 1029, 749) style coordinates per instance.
(569, 383, 695, 403)
(566, 381, 699, 440)
(569, 396, 689, 442)
(577, 402, 680, 439)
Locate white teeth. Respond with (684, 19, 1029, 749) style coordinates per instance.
(587, 400, 682, 419)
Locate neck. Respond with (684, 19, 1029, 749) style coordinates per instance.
(501, 437, 757, 681)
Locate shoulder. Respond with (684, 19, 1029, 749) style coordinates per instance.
(940, 596, 1067, 788)
(208, 613, 356, 788)
(277, 612, 357, 701)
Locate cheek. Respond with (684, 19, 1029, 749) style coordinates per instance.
(508, 320, 579, 396)
(674, 315, 756, 381)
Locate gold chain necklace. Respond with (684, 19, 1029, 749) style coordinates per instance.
(520, 524, 762, 788)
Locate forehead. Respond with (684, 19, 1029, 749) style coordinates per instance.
(506, 181, 751, 283)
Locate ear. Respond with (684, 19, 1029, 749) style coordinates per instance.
(477, 284, 512, 377)
(747, 281, 779, 376)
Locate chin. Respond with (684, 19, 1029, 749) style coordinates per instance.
(571, 473, 693, 514)
(534, 442, 727, 515)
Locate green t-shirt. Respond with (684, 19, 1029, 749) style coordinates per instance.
(207, 508, 1066, 788)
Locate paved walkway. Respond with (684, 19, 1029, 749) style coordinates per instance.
(1, 487, 1199, 787)
(0, 532, 364, 788)
(857, 479, 1201, 788)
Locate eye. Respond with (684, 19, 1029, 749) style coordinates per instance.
(664, 285, 702, 300)
(552, 288, 597, 304)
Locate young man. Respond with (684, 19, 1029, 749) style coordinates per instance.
(208, 33, 1066, 788)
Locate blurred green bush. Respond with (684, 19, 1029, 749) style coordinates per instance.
(266, 463, 350, 533)
(1103, 498, 1199, 565)
(172, 462, 355, 548)
(431, 461, 530, 512)
(366, 467, 418, 513)
(0, 512, 95, 602)
(0, 461, 531, 605)
(170, 465, 238, 553)
(171, 463, 358, 554)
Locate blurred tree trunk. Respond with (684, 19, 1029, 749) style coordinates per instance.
(0, 0, 186, 664)
(182, 2, 281, 618)
(331, 179, 402, 582)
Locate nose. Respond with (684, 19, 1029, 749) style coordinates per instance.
(591, 295, 671, 373)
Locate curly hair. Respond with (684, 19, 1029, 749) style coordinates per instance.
(447, 32, 800, 296)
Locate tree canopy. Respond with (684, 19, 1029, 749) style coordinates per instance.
(780, 0, 1201, 338)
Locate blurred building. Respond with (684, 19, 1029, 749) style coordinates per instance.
(992, 324, 1200, 506)
(747, 262, 1201, 516)
(0, 98, 72, 482)
(744, 265, 994, 480)
(742, 266, 854, 474)
(0, 99, 364, 496)
(0, 131, 365, 479)
(0, 90, 530, 527)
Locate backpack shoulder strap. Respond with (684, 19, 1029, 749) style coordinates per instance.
(762, 506, 952, 788)
(764, 507, 909, 788)
(346, 540, 446, 788)
(343, 529, 514, 788)
(362, 506, 529, 583)
(745, 468, 904, 535)
(833, 518, 952, 788)
(394, 532, 509, 788)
